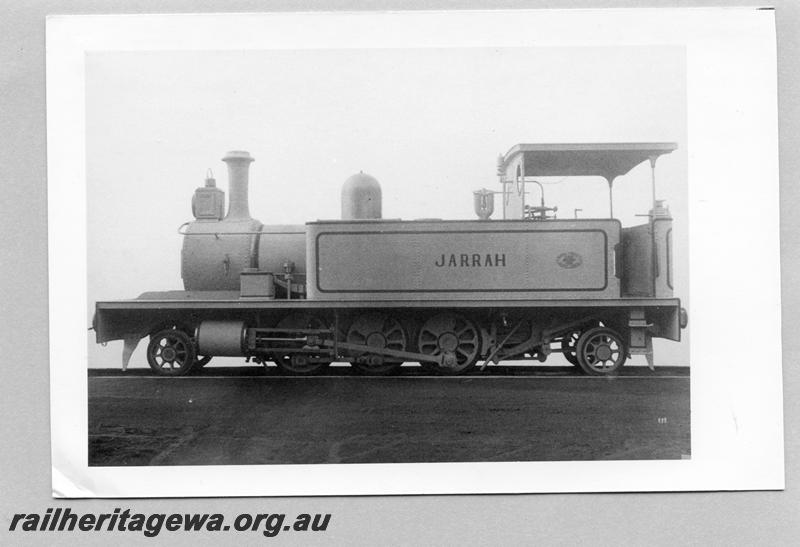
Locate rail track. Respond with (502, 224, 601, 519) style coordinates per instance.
(89, 364, 689, 378)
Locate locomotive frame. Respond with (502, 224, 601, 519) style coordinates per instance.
(93, 143, 687, 377)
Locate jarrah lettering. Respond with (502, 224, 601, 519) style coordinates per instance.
(434, 253, 507, 267)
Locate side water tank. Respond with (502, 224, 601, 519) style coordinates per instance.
(341, 172, 382, 220)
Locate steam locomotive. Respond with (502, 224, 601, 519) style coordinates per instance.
(93, 143, 687, 376)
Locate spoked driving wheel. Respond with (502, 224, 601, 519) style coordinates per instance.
(347, 313, 406, 375)
(417, 313, 480, 374)
(575, 327, 627, 376)
(274, 313, 332, 375)
(147, 329, 197, 376)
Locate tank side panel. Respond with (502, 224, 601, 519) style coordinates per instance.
(306, 220, 620, 300)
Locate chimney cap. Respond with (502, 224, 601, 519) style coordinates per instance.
(222, 150, 254, 163)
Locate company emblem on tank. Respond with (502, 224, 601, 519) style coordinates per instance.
(556, 251, 583, 269)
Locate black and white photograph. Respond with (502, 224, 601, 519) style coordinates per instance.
(5, 2, 800, 544)
(45, 8, 782, 498)
(86, 45, 689, 468)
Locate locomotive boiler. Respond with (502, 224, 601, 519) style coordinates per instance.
(93, 143, 687, 376)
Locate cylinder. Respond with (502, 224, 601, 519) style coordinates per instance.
(223, 151, 254, 221)
(196, 320, 246, 356)
(341, 172, 382, 220)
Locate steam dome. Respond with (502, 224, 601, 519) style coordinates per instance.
(341, 172, 382, 220)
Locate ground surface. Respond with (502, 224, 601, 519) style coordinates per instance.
(88, 365, 690, 466)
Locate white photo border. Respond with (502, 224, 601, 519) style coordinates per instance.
(47, 8, 782, 497)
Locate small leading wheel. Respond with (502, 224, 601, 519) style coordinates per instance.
(347, 313, 405, 375)
(147, 329, 197, 376)
(575, 327, 627, 376)
(562, 330, 581, 367)
(275, 313, 332, 375)
(417, 313, 480, 375)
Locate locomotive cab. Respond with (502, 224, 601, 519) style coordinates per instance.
(495, 142, 678, 300)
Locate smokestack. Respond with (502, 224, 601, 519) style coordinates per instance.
(222, 150, 254, 221)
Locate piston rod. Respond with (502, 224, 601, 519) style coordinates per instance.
(319, 340, 445, 365)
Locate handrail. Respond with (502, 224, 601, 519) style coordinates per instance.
(177, 222, 271, 237)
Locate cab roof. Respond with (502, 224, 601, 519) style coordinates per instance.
(501, 142, 677, 181)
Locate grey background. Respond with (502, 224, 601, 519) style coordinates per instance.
(0, 1, 796, 545)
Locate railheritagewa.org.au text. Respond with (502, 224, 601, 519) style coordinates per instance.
(8, 508, 330, 537)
